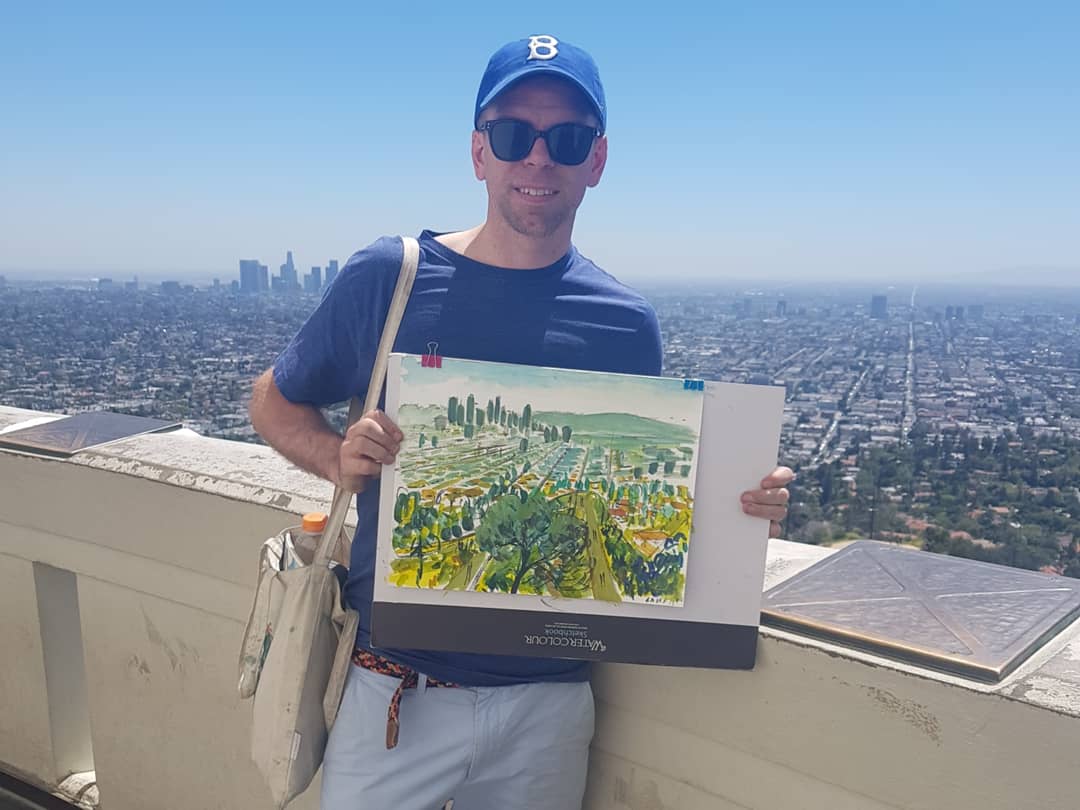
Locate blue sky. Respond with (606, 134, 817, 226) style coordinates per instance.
(1, 2, 1076, 284)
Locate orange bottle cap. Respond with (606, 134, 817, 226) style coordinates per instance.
(302, 512, 328, 533)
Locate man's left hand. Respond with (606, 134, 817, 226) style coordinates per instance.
(740, 466, 794, 538)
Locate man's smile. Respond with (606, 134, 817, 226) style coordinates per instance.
(514, 186, 558, 197)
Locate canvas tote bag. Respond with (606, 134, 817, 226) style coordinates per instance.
(237, 236, 419, 808)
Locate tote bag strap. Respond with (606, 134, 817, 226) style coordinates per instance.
(314, 236, 420, 565)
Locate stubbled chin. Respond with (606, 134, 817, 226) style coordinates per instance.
(501, 202, 567, 238)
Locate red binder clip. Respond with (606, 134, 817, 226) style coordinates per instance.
(422, 342, 442, 368)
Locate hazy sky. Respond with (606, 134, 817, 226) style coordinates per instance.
(2, 2, 1077, 284)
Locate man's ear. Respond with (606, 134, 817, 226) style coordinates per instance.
(471, 129, 487, 181)
(586, 134, 608, 188)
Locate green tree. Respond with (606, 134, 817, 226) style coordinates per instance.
(404, 504, 439, 585)
(475, 491, 588, 594)
(522, 404, 532, 431)
(431, 435, 438, 448)
(924, 526, 949, 554)
(448, 396, 458, 424)
(466, 394, 475, 425)
(562, 425, 573, 443)
(457, 403, 466, 425)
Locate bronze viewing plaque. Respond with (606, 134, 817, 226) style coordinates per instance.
(0, 412, 180, 457)
(762, 541, 1080, 683)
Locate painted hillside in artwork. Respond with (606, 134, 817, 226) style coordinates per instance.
(387, 356, 704, 606)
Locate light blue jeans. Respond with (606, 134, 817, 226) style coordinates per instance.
(321, 662, 595, 810)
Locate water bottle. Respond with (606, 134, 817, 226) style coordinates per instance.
(287, 512, 327, 568)
(289, 512, 349, 589)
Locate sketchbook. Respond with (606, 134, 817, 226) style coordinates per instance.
(371, 353, 784, 669)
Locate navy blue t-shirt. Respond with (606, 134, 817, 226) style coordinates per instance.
(273, 230, 662, 686)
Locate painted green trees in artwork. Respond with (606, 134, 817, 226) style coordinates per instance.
(448, 396, 458, 425)
(466, 394, 475, 425)
(603, 521, 687, 601)
(475, 490, 588, 594)
(393, 492, 439, 586)
(522, 403, 531, 431)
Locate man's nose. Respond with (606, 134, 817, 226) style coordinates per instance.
(523, 133, 555, 167)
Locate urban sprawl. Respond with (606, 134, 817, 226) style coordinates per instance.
(2, 259, 1078, 577)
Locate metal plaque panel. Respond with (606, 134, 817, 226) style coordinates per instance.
(0, 412, 180, 458)
(761, 541, 1080, 682)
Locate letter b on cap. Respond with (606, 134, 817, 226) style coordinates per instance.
(527, 35, 558, 60)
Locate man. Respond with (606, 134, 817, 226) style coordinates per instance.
(250, 34, 792, 810)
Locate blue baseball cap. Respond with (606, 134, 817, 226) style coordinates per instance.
(474, 35, 607, 133)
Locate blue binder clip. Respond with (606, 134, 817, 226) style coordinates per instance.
(683, 379, 704, 391)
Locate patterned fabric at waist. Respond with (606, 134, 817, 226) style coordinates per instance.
(351, 648, 460, 749)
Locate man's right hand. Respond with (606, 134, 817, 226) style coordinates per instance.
(338, 409, 404, 493)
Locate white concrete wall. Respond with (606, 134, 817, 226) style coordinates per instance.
(0, 446, 321, 810)
(586, 637, 1080, 810)
(1, 409, 1079, 809)
(0, 553, 55, 785)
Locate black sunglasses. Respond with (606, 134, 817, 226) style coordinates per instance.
(478, 118, 601, 166)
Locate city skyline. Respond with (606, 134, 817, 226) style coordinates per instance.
(2, 255, 1078, 290)
(1, 3, 1077, 283)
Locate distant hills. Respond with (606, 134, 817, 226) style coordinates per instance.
(533, 411, 696, 443)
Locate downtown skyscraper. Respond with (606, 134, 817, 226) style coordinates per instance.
(238, 259, 269, 293)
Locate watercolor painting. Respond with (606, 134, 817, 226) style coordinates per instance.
(386, 356, 704, 606)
